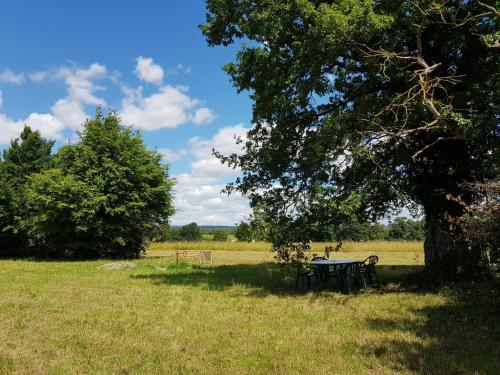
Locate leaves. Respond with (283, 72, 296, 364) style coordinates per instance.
(202, 0, 499, 273)
(1, 111, 175, 259)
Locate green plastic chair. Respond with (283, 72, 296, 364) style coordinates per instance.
(295, 265, 318, 291)
(361, 255, 379, 284)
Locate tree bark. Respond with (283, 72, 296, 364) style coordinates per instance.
(424, 210, 456, 279)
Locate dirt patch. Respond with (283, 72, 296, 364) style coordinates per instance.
(98, 262, 136, 270)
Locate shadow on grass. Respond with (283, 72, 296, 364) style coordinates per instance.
(133, 262, 500, 372)
(131, 263, 421, 297)
(132, 262, 296, 296)
(359, 280, 500, 374)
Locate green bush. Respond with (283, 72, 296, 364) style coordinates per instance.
(212, 229, 229, 241)
(235, 222, 252, 242)
(178, 222, 202, 241)
(387, 217, 425, 241)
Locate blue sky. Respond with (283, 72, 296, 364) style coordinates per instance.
(0, 1, 254, 225)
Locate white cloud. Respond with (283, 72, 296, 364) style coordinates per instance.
(121, 85, 215, 130)
(0, 68, 25, 85)
(158, 148, 187, 162)
(193, 107, 216, 125)
(51, 99, 88, 129)
(43, 63, 107, 130)
(1, 61, 212, 143)
(0, 91, 3, 108)
(0, 112, 64, 144)
(189, 123, 247, 159)
(166, 63, 191, 76)
(0, 63, 108, 143)
(170, 124, 251, 225)
(29, 71, 48, 82)
(56, 63, 107, 106)
(134, 56, 164, 85)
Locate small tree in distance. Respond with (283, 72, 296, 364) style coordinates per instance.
(235, 222, 252, 242)
(179, 222, 202, 241)
(212, 229, 229, 242)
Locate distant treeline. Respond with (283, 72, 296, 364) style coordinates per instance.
(150, 222, 233, 242)
(152, 217, 424, 242)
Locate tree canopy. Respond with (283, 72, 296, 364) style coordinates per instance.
(178, 222, 203, 241)
(0, 111, 175, 259)
(202, 0, 499, 278)
(0, 127, 54, 257)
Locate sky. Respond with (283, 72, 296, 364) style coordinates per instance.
(0, 0, 254, 225)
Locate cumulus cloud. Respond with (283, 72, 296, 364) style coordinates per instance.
(1, 60, 213, 144)
(55, 63, 107, 106)
(0, 68, 25, 84)
(121, 85, 214, 130)
(41, 63, 108, 131)
(158, 148, 187, 162)
(189, 123, 248, 159)
(134, 56, 164, 85)
(0, 112, 65, 144)
(170, 124, 251, 225)
(193, 107, 216, 125)
(0, 63, 109, 144)
(51, 99, 88, 129)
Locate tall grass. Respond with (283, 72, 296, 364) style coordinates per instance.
(147, 240, 423, 253)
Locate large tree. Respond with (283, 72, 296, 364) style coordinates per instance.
(202, 0, 499, 279)
(0, 127, 54, 257)
(25, 111, 175, 258)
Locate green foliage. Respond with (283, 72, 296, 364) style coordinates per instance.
(202, 0, 499, 277)
(448, 179, 500, 277)
(178, 222, 202, 241)
(234, 222, 253, 242)
(335, 220, 388, 242)
(249, 204, 271, 241)
(147, 224, 173, 242)
(387, 217, 425, 241)
(212, 229, 229, 241)
(23, 110, 174, 258)
(366, 223, 389, 241)
(0, 126, 54, 257)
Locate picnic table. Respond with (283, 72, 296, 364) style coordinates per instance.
(310, 259, 360, 293)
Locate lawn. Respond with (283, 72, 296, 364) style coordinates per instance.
(0, 243, 498, 374)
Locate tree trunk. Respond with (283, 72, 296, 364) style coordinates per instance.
(424, 210, 456, 279)
(424, 209, 489, 280)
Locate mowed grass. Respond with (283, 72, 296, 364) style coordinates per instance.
(0, 244, 499, 374)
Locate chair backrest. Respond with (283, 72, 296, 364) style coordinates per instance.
(311, 256, 327, 261)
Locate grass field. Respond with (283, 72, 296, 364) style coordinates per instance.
(1, 242, 499, 374)
(148, 240, 423, 253)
